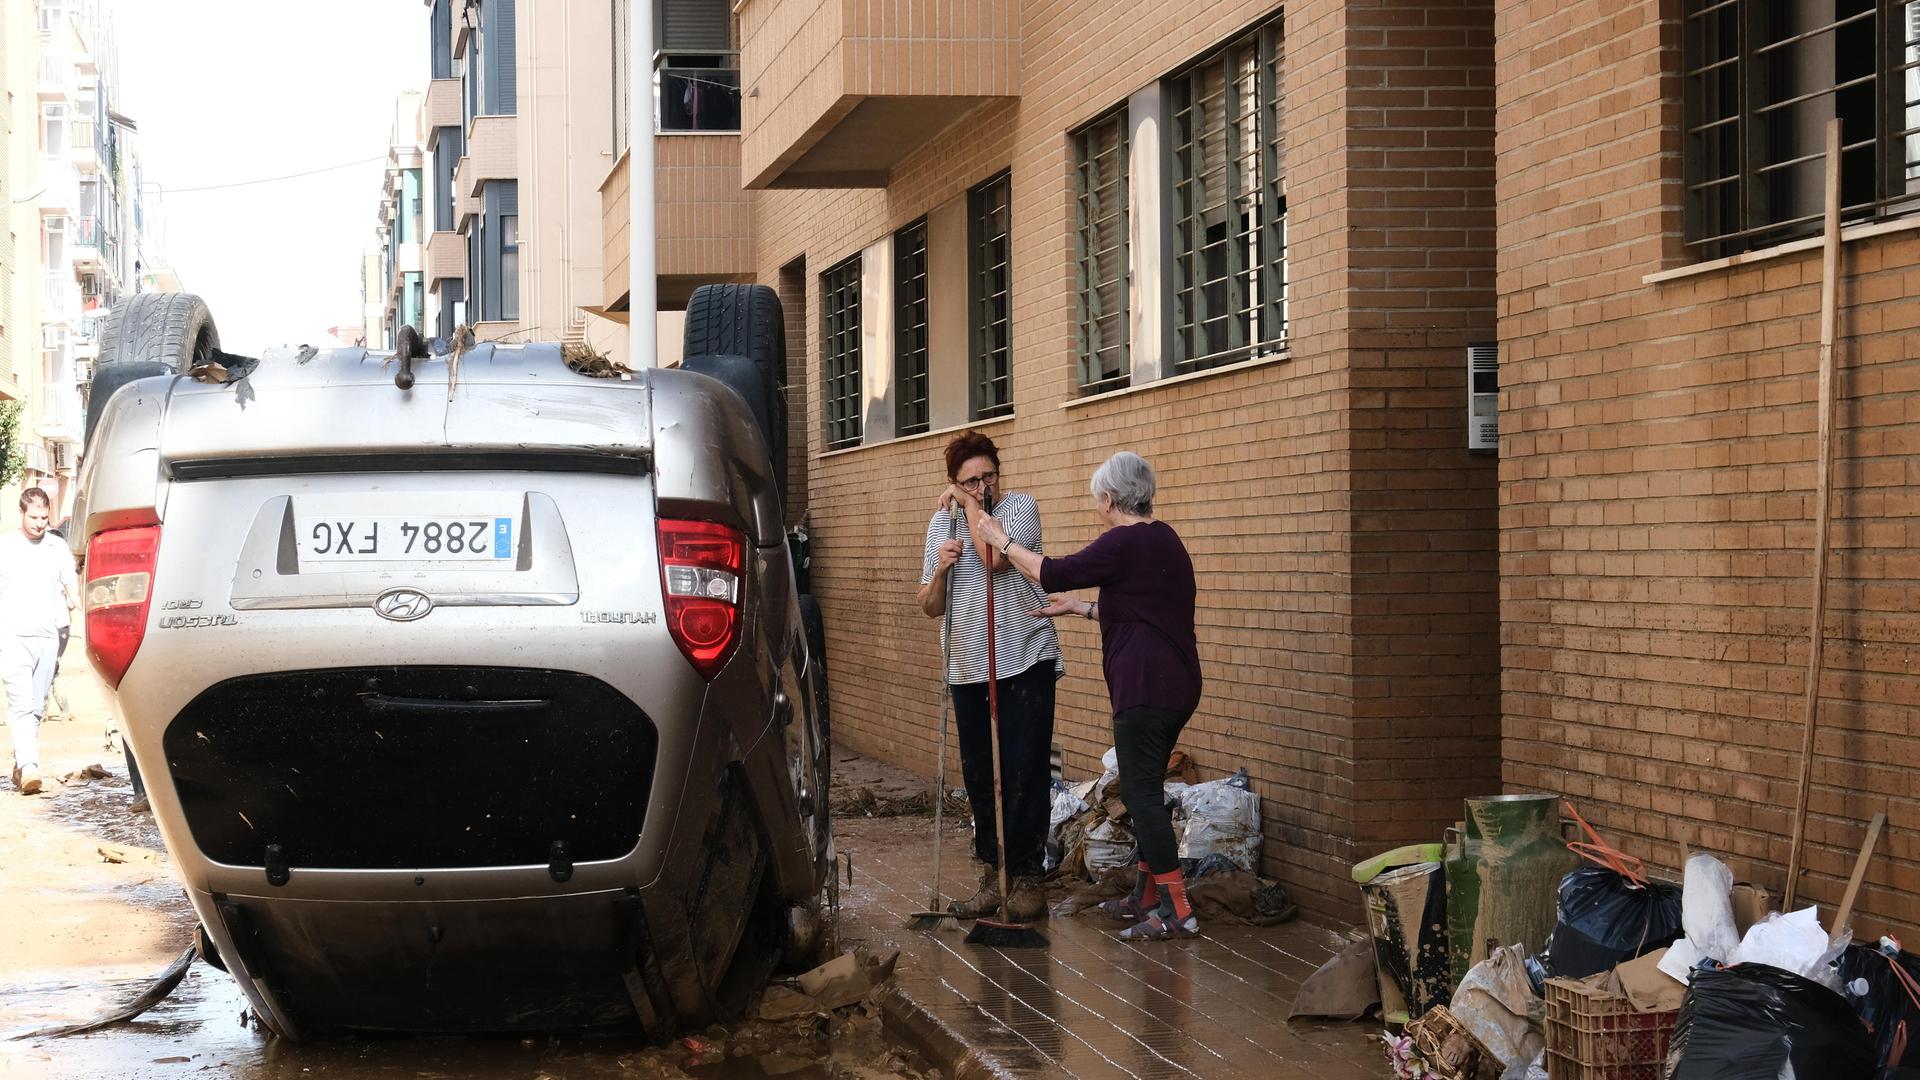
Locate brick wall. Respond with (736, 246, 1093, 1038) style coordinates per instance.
(1343, 0, 1502, 845)
(744, 0, 1504, 920)
(1496, 0, 1920, 936)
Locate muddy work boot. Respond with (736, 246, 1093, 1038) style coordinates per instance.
(1006, 875, 1049, 922)
(12, 766, 43, 796)
(946, 863, 1003, 919)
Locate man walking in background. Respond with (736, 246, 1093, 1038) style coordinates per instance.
(0, 489, 77, 794)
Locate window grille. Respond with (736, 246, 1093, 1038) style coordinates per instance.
(821, 255, 863, 450)
(1075, 109, 1131, 393)
(894, 218, 931, 436)
(969, 172, 1014, 419)
(1167, 22, 1287, 373)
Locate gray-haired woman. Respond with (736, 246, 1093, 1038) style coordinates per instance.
(973, 451, 1205, 939)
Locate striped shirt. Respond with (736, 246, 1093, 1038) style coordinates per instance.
(920, 493, 1063, 686)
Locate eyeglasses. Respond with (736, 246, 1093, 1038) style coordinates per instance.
(957, 472, 1000, 492)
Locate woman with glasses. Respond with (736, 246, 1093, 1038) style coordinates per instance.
(974, 451, 1204, 940)
(917, 430, 1062, 924)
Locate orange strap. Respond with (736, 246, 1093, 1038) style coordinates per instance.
(1564, 800, 1648, 886)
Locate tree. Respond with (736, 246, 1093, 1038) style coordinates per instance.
(0, 400, 26, 490)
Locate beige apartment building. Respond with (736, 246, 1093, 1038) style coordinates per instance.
(580, 0, 1920, 935)
(3, 0, 148, 522)
(410, 0, 625, 361)
(368, 91, 427, 351)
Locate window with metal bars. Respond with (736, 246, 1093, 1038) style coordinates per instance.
(968, 172, 1014, 419)
(821, 256, 863, 450)
(1684, 0, 1919, 259)
(894, 219, 931, 436)
(1167, 21, 1287, 374)
(1075, 110, 1130, 393)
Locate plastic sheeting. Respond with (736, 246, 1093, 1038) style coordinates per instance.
(1666, 963, 1875, 1080)
(1448, 943, 1544, 1071)
(1544, 865, 1683, 980)
(1729, 907, 1849, 994)
(1173, 774, 1261, 871)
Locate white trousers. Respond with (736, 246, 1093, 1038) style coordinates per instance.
(0, 634, 58, 770)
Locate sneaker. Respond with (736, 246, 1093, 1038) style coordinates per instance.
(1098, 895, 1151, 922)
(1006, 876, 1049, 922)
(1118, 910, 1199, 941)
(946, 863, 1003, 920)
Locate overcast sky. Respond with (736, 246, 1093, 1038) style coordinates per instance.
(113, 0, 425, 354)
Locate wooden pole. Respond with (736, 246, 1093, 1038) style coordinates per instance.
(1830, 812, 1886, 944)
(1781, 118, 1845, 912)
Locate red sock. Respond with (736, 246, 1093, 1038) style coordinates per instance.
(1152, 870, 1192, 920)
(1135, 862, 1159, 908)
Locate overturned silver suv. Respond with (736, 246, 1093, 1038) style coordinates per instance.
(70, 288, 830, 1039)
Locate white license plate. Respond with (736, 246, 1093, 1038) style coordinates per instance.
(295, 494, 522, 565)
(302, 516, 515, 563)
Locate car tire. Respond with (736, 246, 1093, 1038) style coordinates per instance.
(84, 293, 222, 451)
(682, 283, 787, 507)
(798, 594, 832, 871)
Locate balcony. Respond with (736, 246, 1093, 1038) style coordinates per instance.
(737, 0, 1021, 188)
(426, 230, 466, 284)
(455, 114, 515, 213)
(43, 273, 80, 325)
(425, 77, 462, 132)
(656, 53, 741, 134)
(70, 119, 101, 171)
(599, 136, 754, 312)
(71, 216, 104, 268)
(41, 384, 82, 446)
(37, 52, 73, 99)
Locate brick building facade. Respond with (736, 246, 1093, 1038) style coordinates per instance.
(1496, 0, 1919, 939)
(595, 0, 1916, 931)
(731, 0, 1503, 921)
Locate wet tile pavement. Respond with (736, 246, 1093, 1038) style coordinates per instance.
(832, 814, 1386, 1080)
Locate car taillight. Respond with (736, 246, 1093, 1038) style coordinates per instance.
(85, 525, 161, 690)
(658, 518, 745, 680)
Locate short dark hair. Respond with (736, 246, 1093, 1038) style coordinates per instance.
(19, 488, 51, 512)
(943, 430, 1001, 481)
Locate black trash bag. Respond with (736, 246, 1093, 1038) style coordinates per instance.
(1837, 943, 1920, 1074)
(1667, 963, 1876, 1080)
(1543, 865, 1682, 979)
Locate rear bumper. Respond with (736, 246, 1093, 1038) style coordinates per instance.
(112, 652, 819, 1036)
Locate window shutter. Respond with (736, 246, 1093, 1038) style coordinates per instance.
(661, 0, 730, 51)
(484, 0, 518, 115)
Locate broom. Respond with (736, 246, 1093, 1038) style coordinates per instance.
(964, 494, 1048, 950)
(904, 508, 963, 933)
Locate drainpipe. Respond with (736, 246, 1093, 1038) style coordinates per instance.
(628, 0, 657, 365)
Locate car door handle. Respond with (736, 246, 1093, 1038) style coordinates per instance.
(358, 694, 551, 716)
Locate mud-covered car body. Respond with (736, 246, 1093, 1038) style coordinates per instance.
(72, 340, 829, 1038)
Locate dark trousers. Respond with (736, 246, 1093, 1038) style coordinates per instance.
(950, 663, 1055, 877)
(1114, 705, 1192, 874)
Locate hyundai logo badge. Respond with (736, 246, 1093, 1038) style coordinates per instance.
(373, 587, 434, 622)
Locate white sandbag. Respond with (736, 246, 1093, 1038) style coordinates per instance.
(1043, 783, 1090, 871)
(1084, 818, 1137, 874)
(1682, 853, 1740, 962)
(1174, 777, 1262, 871)
(1450, 943, 1545, 1070)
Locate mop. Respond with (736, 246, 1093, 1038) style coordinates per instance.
(903, 508, 963, 933)
(963, 495, 1048, 949)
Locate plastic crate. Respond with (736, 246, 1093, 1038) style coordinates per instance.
(1543, 976, 1678, 1080)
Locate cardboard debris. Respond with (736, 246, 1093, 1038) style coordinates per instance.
(757, 986, 820, 1022)
(797, 953, 870, 1010)
(1614, 947, 1687, 1013)
(1730, 883, 1776, 936)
